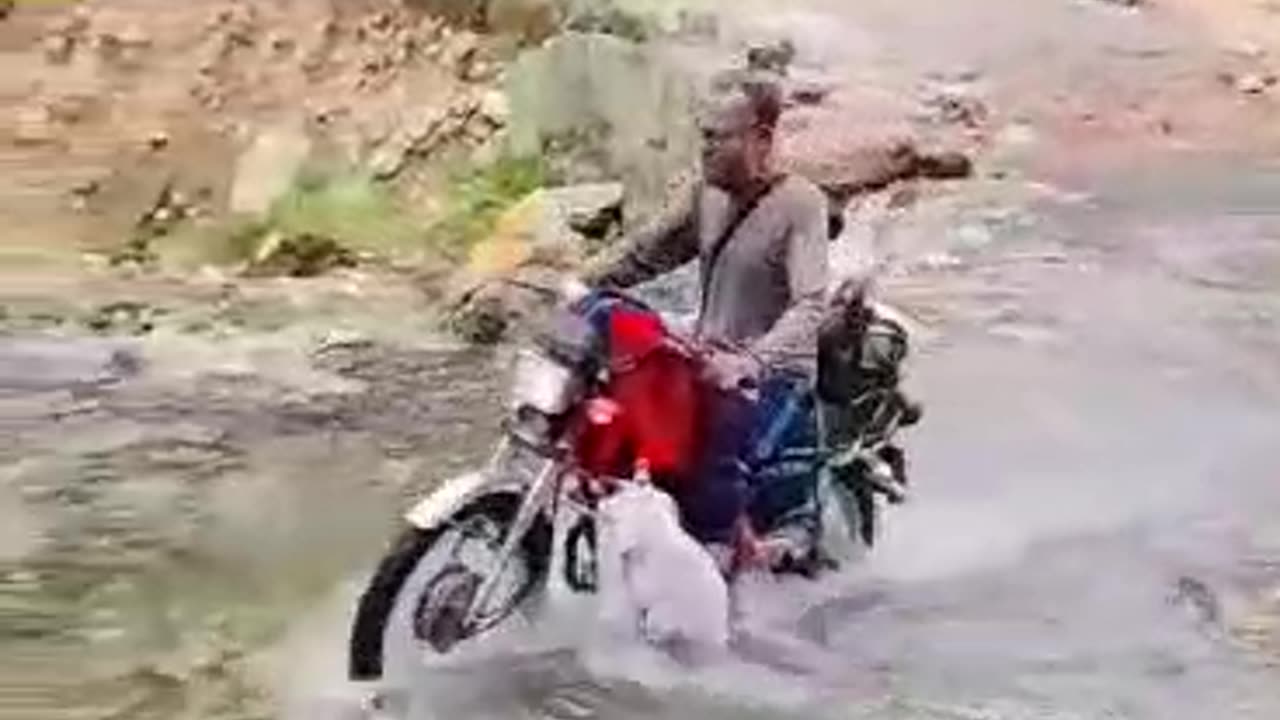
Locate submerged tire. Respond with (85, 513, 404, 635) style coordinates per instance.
(347, 492, 551, 683)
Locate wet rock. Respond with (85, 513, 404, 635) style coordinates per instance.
(247, 231, 357, 278)
(746, 39, 797, 76)
(915, 150, 974, 180)
(479, 89, 510, 126)
(69, 179, 101, 212)
(105, 348, 145, 380)
(315, 329, 374, 355)
(789, 79, 833, 107)
(1171, 575, 1222, 626)
(146, 131, 170, 151)
(131, 181, 189, 249)
(467, 183, 625, 277)
(82, 302, 160, 337)
(1235, 73, 1276, 96)
(447, 289, 511, 345)
(782, 131, 922, 197)
(921, 85, 989, 128)
(229, 119, 312, 214)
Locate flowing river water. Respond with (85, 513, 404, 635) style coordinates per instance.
(4, 1, 1280, 719)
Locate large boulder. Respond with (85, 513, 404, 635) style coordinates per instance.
(466, 181, 624, 277)
(450, 181, 624, 344)
(504, 33, 700, 218)
(780, 119, 973, 203)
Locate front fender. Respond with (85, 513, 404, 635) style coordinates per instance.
(403, 471, 527, 530)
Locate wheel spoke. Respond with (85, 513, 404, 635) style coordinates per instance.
(411, 520, 530, 646)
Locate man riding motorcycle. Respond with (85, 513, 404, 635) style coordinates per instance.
(578, 74, 833, 570)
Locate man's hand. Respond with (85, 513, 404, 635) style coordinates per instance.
(558, 275, 592, 305)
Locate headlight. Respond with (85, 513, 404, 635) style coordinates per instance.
(860, 322, 908, 374)
(510, 348, 579, 415)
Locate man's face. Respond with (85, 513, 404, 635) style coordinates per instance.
(699, 99, 770, 191)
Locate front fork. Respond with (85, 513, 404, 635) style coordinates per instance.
(463, 453, 561, 628)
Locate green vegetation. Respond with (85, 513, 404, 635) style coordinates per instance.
(423, 152, 549, 258)
(264, 171, 419, 255)
(135, 153, 548, 277)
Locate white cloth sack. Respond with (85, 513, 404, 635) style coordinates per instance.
(595, 483, 731, 659)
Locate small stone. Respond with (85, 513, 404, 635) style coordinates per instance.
(746, 39, 796, 75)
(70, 179, 100, 210)
(43, 34, 75, 64)
(316, 329, 372, 353)
(1236, 73, 1275, 95)
(915, 151, 973, 180)
(117, 23, 150, 47)
(479, 90, 510, 125)
(923, 87, 988, 127)
(465, 60, 497, 82)
(267, 32, 294, 53)
(447, 33, 480, 74)
(790, 81, 831, 106)
(71, 178, 100, 197)
(147, 131, 170, 151)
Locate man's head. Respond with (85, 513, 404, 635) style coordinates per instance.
(698, 75, 783, 193)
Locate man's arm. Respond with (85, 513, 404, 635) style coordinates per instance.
(748, 184, 830, 370)
(580, 178, 701, 289)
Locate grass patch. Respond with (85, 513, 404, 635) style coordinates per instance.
(153, 173, 418, 272)
(423, 153, 549, 258)
(152, 154, 548, 275)
(266, 172, 419, 254)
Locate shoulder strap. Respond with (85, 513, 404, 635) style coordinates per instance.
(699, 174, 788, 317)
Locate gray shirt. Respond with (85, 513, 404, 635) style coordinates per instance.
(583, 173, 830, 372)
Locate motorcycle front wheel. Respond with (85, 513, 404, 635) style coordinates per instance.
(347, 491, 552, 685)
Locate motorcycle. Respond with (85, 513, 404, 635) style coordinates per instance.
(346, 284, 916, 685)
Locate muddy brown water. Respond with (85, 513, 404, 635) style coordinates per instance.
(4, 169, 1279, 720)
(6, 0, 1280, 718)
